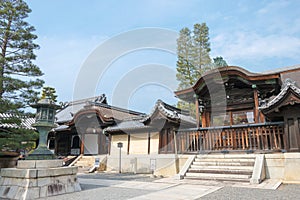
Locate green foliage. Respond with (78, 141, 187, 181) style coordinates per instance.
(177, 101, 196, 118)
(0, 127, 38, 152)
(0, 0, 44, 111)
(176, 23, 213, 116)
(176, 28, 195, 89)
(41, 86, 58, 102)
(192, 23, 212, 76)
(176, 23, 212, 90)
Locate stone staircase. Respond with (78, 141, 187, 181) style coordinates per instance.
(70, 155, 107, 173)
(184, 154, 256, 182)
(73, 156, 96, 173)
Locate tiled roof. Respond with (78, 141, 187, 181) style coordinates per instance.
(0, 113, 35, 130)
(104, 100, 196, 133)
(261, 64, 300, 75)
(90, 102, 146, 121)
(260, 78, 300, 111)
(55, 94, 107, 124)
(104, 119, 152, 133)
(143, 99, 196, 125)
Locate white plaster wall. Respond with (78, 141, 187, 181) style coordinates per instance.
(149, 132, 159, 154)
(110, 135, 128, 157)
(129, 133, 148, 154)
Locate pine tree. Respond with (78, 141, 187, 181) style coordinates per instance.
(0, 0, 44, 112)
(41, 86, 58, 103)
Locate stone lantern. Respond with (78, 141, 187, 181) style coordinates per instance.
(27, 98, 60, 160)
(0, 93, 81, 199)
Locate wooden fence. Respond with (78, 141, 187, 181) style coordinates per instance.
(176, 122, 284, 153)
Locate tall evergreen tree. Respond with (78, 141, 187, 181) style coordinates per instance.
(176, 28, 195, 90)
(176, 23, 212, 91)
(192, 23, 212, 76)
(0, 0, 44, 112)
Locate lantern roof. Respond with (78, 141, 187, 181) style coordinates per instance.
(31, 98, 60, 109)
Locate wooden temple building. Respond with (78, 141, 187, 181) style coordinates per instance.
(48, 65, 300, 182)
(174, 65, 300, 153)
(52, 94, 145, 156)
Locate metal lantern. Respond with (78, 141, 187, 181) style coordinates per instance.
(27, 98, 60, 160)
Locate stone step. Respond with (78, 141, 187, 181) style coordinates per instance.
(187, 168, 253, 175)
(185, 172, 251, 180)
(190, 165, 253, 171)
(192, 161, 254, 166)
(184, 176, 251, 182)
(196, 154, 256, 159)
(75, 161, 93, 167)
(194, 158, 255, 163)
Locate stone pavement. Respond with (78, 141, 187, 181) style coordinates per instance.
(40, 173, 300, 200)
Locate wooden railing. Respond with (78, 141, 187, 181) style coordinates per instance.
(176, 122, 285, 154)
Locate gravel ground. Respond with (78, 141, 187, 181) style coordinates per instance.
(200, 184, 300, 200)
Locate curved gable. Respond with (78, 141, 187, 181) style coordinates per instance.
(260, 79, 300, 115)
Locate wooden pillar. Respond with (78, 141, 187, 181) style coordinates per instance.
(229, 111, 233, 126)
(127, 134, 130, 155)
(206, 111, 211, 127)
(148, 132, 151, 155)
(80, 132, 84, 154)
(201, 111, 207, 128)
(173, 129, 177, 154)
(253, 85, 259, 123)
(195, 98, 200, 128)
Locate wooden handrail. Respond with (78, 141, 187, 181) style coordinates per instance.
(176, 122, 285, 153)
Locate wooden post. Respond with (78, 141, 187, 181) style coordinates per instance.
(201, 111, 206, 128)
(253, 85, 259, 123)
(80, 132, 84, 154)
(195, 98, 200, 128)
(206, 111, 211, 127)
(229, 111, 233, 126)
(173, 129, 177, 154)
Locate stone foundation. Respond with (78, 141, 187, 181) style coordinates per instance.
(0, 160, 81, 199)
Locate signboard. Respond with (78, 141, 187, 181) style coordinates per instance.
(94, 158, 100, 168)
(150, 159, 156, 171)
(117, 142, 123, 148)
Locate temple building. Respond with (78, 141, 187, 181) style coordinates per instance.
(49, 65, 300, 183)
(174, 65, 300, 153)
(53, 94, 145, 156)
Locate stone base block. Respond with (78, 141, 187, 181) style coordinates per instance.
(17, 160, 63, 169)
(0, 160, 81, 199)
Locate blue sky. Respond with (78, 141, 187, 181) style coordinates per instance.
(25, 0, 300, 113)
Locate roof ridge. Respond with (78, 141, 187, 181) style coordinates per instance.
(67, 94, 106, 106)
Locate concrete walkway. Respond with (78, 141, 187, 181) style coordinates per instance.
(41, 173, 299, 200)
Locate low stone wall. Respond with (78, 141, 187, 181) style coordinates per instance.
(0, 160, 81, 199)
(254, 153, 300, 183)
(106, 154, 191, 176)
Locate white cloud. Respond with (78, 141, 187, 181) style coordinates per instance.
(212, 31, 300, 64)
(256, 0, 289, 15)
